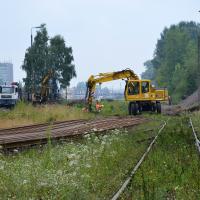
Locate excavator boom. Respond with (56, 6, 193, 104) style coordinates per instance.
(85, 68, 139, 110)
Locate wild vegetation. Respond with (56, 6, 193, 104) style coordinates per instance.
(0, 100, 128, 129)
(122, 115, 200, 199)
(0, 102, 200, 199)
(142, 21, 200, 103)
(0, 101, 93, 129)
(0, 119, 160, 199)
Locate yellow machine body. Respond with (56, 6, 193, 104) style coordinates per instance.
(125, 80, 168, 102)
(85, 69, 168, 114)
(32, 69, 53, 104)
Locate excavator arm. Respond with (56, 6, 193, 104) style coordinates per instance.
(85, 68, 139, 111)
(32, 69, 53, 103)
(40, 69, 53, 102)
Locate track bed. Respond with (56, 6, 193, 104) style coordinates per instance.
(0, 116, 147, 149)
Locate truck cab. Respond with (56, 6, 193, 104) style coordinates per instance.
(0, 83, 20, 107)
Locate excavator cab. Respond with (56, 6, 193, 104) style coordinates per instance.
(125, 80, 153, 101)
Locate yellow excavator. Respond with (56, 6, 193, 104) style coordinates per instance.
(85, 68, 168, 115)
(32, 69, 53, 104)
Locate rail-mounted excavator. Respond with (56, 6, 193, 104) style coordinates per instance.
(85, 68, 168, 115)
(32, 69, 53, 104)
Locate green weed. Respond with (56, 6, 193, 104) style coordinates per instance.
(122, 115, 200, 200)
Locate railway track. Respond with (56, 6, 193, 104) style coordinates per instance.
(0, 116, 147, 149)
(111, 118, 168, 200)
(111, 117, 200, 199)
(189, 117, 200, 154)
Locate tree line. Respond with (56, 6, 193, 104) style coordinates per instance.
(142, 21, 200, 103)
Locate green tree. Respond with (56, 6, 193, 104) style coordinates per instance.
(141, 60, 155, 84)
(22, 24, 76, 99)
(49, 35, 76, 94)
(22, 24, 49, 94)
(143, 21, 200, 103)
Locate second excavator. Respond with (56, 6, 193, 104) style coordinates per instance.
(32, 69, 53, 104)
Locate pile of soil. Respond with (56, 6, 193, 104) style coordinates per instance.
(163, 87, 200, 115)
(179, 88, 200, 111)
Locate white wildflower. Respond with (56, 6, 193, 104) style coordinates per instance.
(81, 174, 90, 179)
(69, 160, 78, 166)
(175, 186, 179, 190)
(13, 149, 18, 153)
(23, 180, 28, 184)
(57, 170, 63, 176)
(68, 153, 76, 159)
(102, 135, 108, 140)
(94, 137, 99, 143)
(85, 164, 91, 168)
(84, 134, 90, 138)
(72, 172, 77, 176)
(39, 182, 48, 187)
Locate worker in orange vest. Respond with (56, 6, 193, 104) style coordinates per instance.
(95, 100, 104, 112)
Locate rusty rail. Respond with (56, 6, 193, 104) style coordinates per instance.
(0, 116, 148, 149)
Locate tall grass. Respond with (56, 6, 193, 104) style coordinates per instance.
(0, 101, 94, 129)
(100, 100, 128, 116)
(0, 100, 128, 129)
(122, 115, 200, 199)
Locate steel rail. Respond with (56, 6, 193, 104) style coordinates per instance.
(0, 116, 141, 135)
(0, 117, 145, 138)
(1, 119, 145, 143)
(111, 119, 168, 200)
(189, 117, 200, 154)
(0, 119, 87, 135)
(0, 119, 144, 143)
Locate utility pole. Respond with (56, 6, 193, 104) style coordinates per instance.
(198, 11, 200, 107)
(30, 26, 42, 101)
(198, 35, 200, 107)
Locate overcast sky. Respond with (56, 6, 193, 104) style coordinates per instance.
(0, 0, 199, 88)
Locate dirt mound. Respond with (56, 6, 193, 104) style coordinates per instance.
(179, 88, 200, 111)
(163, 87, 200, 115)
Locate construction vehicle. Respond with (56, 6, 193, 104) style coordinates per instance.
(85, 68, 168, 115)
(0, 82, 21, 107)
(32, 70, 53, 104)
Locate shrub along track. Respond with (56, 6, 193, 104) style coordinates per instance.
(0, 116, 147, 150)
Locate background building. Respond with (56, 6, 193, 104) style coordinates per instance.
(0, 62, 13, 85)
